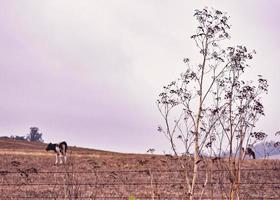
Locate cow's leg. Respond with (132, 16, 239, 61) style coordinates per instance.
(59, 154, 63, 164)
(55, 154, 58, 165)
(64, 154, 67, 164)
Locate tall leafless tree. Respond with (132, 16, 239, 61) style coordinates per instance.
(157, 7, 268, 200)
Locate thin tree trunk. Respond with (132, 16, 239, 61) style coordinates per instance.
(189, 37, 209, 200)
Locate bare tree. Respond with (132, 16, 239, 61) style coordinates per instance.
(157, 7, 268, 200)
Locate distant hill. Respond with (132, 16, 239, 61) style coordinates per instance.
(254, 141, 280, 159)
(218, 141, 280, 159)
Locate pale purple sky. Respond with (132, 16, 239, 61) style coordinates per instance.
(0, 0, 279, 153)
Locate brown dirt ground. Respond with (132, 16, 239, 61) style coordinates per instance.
(0, 138, 279, 200)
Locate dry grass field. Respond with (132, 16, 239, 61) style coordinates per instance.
(0, 137, 279, 200)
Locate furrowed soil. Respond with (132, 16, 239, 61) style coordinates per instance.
(0, 137, 279, 200)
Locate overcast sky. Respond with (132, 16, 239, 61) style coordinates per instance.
(0, 0, 279, 153)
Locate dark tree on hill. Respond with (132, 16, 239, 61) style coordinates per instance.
(26, 127, 43, 142)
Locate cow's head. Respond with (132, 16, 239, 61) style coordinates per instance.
(46, 143, 54, 151)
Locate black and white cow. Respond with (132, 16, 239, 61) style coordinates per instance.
(46, 141, 68, 164)
(242, 147, 256, 159)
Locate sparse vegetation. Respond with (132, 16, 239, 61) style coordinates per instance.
(0, 138, 279, 199)
(157, 7, 268, 200)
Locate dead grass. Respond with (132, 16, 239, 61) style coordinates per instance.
(0, 138, 279, 199)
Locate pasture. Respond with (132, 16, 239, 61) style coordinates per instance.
(0, 138, 279, 199)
